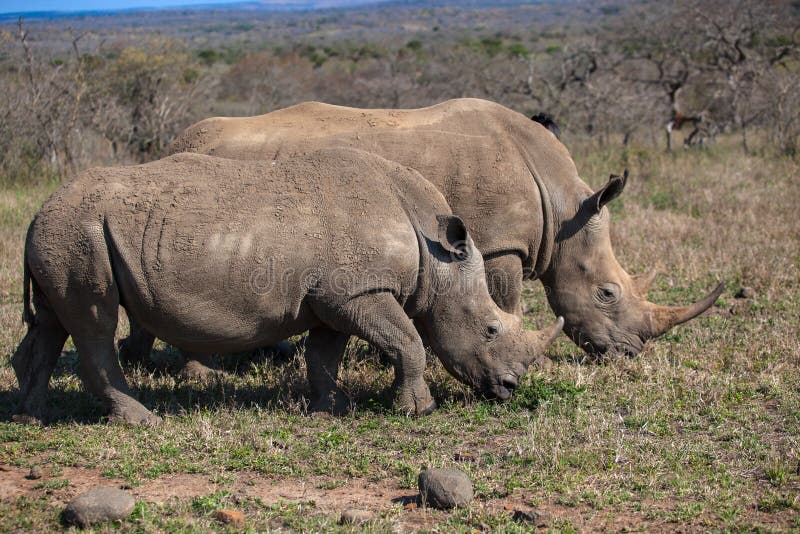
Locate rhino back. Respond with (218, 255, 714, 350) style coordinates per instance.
(34, 150, 428, 352)
(168, 99, 551, 264)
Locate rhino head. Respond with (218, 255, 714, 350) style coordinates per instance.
(417, 215, 564, 399)
(541, 170, 724, 357)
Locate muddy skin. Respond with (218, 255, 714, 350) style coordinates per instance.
(156, 98, 722, 362)
(13, 148, 563, 424)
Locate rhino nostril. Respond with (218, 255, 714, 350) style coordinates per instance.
(500, 377, 518, 392)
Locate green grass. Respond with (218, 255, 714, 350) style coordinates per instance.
(1, 140, 799, 531)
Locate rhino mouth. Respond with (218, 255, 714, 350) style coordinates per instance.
(485, 374, 519, 400)
(584, 340, 644, 358)
(572, 330, 644, 358)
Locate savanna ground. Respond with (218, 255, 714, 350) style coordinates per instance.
(0, 135, 798, 532)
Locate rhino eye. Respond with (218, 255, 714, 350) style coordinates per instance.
(596, 284, 620, 305)
(485, 320, 502, 340)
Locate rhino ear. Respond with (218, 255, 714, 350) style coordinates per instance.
(588, 169, 628, 213)
(437, 215, 470, 260)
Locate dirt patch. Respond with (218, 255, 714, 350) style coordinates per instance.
(0, 462, 417, 513)
(1, 462, 796, 531)
(0, 463, 126, 509)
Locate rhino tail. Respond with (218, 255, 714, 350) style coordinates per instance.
(22, 258, 35, 327)
(21, 224, 36, 327)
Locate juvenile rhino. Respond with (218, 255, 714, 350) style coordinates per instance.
(13, 149, 563, 424)
(155, 98, 722, 359)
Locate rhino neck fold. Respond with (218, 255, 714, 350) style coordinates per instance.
(513, 140, 555, 280)
(401, 218, 434, 319)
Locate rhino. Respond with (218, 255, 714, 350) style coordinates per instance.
(127, 98, 720, 365)
(12, 148, 564, 424)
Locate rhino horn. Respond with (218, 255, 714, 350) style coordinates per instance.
(524, 316, 564, 363)
(644, 282, 725, 338)
(631, 270, 658, 296)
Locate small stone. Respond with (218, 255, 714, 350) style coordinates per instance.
(27, 466, 43, 480)
(339, 509, 374, 525)
(418, 468, 473, 509)
(512, 509, 551, 527)
(62, 487, 135, 527)
(214, 509, 245, 527)
(735, 286, 755, 299)
(453, 452, 476, 463)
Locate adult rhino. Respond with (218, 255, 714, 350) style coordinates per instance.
(12, 149, 563, 424)
(141, 98, 721, 360)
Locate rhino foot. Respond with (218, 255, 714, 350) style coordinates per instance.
(419, 398, 438, 416)
(109, 401, 160, 427)
(13, 398, 47, 425)
(12, 413, 43, 425)
(309, 390, 350, 416)
(394, 379, 436, 417)
(178, 359, 222, 382)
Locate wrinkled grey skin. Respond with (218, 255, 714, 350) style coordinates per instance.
(129, 98, 720, 362)
(12, 149, 563, 424)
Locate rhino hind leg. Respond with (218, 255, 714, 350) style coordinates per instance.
(178, 352, 222, 381)
(61, 283, 159, 426)
(304, 327, 350, 415)
(73, 334, 160, 426)
(313, 292, 435, 416)
(121, 319, 220, 381)
(118, 319, 155, 367)
(11, 293, 68, 423)
(483, 253, 524, 316)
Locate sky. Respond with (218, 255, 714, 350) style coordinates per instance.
(0, 0, 285, 14)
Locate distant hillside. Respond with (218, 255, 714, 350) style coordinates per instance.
(0, 0, 397, 21)
(0, 0, 560, 22)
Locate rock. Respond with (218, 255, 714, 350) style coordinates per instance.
(735, 286, 755, 299)
(214, 509, 245, 527)
(339, 509, 374, 525)
(62, 487, 135, 527)
(418, 468, 473, 509)
(27, 466, 43, 480)
(512, 509, 551, 527)
(453, 452, 477, 463)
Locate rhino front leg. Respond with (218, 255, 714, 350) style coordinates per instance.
(304, 327, 350, 415)
(314, 292, 435, 416)
(483, 253, 524, 316)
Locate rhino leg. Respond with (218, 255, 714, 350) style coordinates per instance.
(118, 319, 155, 367)
(73, 335, 159, 426)
(65, 292, 159, 426)
(313, 292, 435, 416)
(121, 320, 220, 380)
(483, 253, 524, 316)
(179, 352, 221, 381)
(11, 293, 68, 423)
(305, 327, 350, 415)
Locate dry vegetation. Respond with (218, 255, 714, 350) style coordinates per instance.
(0, 0, 799, 531)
